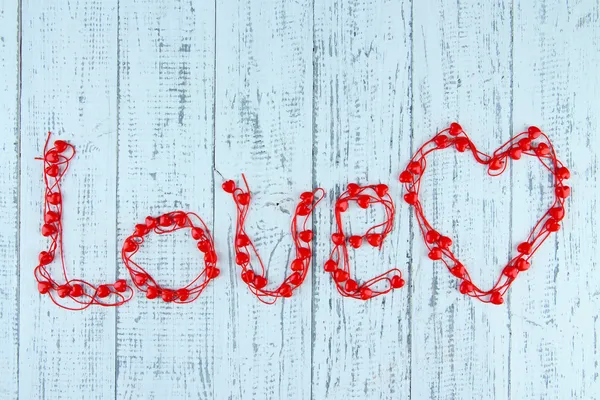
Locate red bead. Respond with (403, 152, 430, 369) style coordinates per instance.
(298, 230, 313, 242)
(278, 284, 293, 298)
(347, 183, 360, 196)
(237, 193, 250, 206)
(191, 227, 205, 240)
(455, 137, 470, 152)
(47, 192, 61, 205)
(300, 191, 315, 204)
(434, 135, 448, 148)
(360, 287, 373, 300)
(235, 234, 251, 247)
(450, 264, 466, 278)
(509, 147, 522, 160)
(173, 213, 187, 227)
(425, 230, 440, 244)
(134, 273, 148, 286)
(357, 195, 370, 209)
(428, 247, 443, 260)
(515, 258, 530, 271)
(41, 223, 56, 237)
(38, 281, 52, 294)
(503, 266, 519, 279)
(334, 268, 349, 282)
(135, 223, 150, 236)
(374, 184, 389, 197)
(241, 270, 255, 284)
(204, 251, 217, 264)
(518, 138, 532, 151)
(297, 247, 311, 259)
(549, 207, 564, 220)
(449, 122, 463, 136)
(556, 167, 570, 180)
(527, 126, 542, 139)
(45, 165, 59, 177)
(290, 259, 304, 272)
(545, 218, 561, 232)
(489, 291, 504, 305)
(344, 279, 358, 292)
(348, 235, 363, 248)
(96, 285, 110, 298)
(54, 140, 68, 152)
(114, 279, 128, 293)
(404, 192, 418, 205)
(206, 266, 220, 279)
(289, 272, 302, 286)
(489, 158, 504, 171)
(517, 242, 532, 255)
(390, 275, 405, 289)
(324, 259, 337, 272)
(555, 185, 570, 198)
(399, 170, 413, 183)
(161, 289, 174, 302)
(39, 251, 53, 265)
(235, 252, 250, 265)
(57, 284, 71, 298)
(366, 233, 382, 247)
(176, 288, 190, 301)
(70, 284, 83, 297)
(336, 200, 349, 212)
(222, 180, 236, 193)
(331, 233, 345, 245)
(145, 216, 157, 228)
(46, 150, 60, 163)
(146, 286, 159, 299)
(535, 142, 550, 156)
(253, 275, 268, 289)
(123, 238, 137, 252)
(438, 236, 452, 249)
(297, 204, 311, 216)
(408, 161, 422, 175)
(158, 215, 172, 227)
(197, 240, 211, 253)
(459, 280, 474, 294)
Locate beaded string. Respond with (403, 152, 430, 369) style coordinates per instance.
(222, 175, 325, 304)
(324, 183, 405, 300)
(400, 123, 570, 305)
(121, 211, 218, 303)
(35, 132, 133, 310)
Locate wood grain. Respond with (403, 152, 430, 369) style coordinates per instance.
(0, 0, 19, 399)
(115, 0, 215, 398)
(312, 0, 412, 398)
(511, 0, 600, 398)
(19, 0, 119, 399)
(213, 0, 313, 398)
(411, 0, 512, 398)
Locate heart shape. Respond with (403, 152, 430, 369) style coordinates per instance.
(400, 123, 570, 305)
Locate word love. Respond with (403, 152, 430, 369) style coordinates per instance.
(34, 123, 570, 310)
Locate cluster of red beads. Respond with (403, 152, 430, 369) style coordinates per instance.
(222, 175, 325, 304)
(400, 123, 570, 305)
(35, 132, 133, 310)
(121, 211, 218, 303)
(324, 183, 405, 300)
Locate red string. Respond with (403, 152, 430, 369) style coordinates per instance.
(222, 175, 325, 304)
(121, 211, 218, 303)
(400, 123, 570, 305)
(324, 183, 405, 300)
(35, 132, 133, 310)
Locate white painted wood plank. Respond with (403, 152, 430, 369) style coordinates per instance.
(511, 0, 600, 398)
(212, 0, 313, 398)
(115, 1, 215, 399)
(411, 0, 512, 398)
(312, 1, 412, 399)
(19, 1, 118, 399)
(0, 1, 19, 399)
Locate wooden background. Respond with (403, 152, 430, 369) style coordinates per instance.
(1, 0, 598, 399)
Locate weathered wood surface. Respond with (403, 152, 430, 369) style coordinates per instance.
(4, 0, 599, 399)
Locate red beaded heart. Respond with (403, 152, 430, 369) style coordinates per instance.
(401, 123, 569, 305)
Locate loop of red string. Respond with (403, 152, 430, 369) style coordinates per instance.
(400, 123, 570, 305)
(222, 175, 325, 304)
(35, 132, 133, 310)
(324, 183, 405, 300)
(121, 211, 218, 303)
